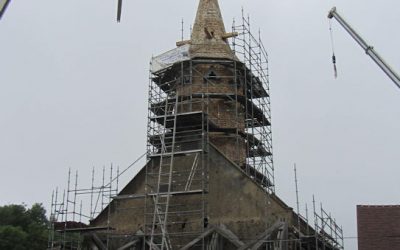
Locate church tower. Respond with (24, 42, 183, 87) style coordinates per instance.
(89, 0, 285, 248)
(141, 0, 274, 248)
(49, 1, 344, 250)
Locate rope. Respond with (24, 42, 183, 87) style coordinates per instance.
(105, 152, 147, 187)
(329, 19, 338, 79)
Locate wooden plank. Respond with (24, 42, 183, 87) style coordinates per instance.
(280, 222, 289, 250)
(179, 226, 216, 250)
(117, 238, 140, 250)
(237, 221, 284, 250)
(92, 233, 107, 250)
(180, 224, 245, 250)
(214, 224, 245, 247)
(113, 189, 205, 200)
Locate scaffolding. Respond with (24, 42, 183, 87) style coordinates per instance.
(143, 9, 276, 249)
(47, 8, 345, 250)
(232, 11, 275, 192)
(286, 164, 344, 250)
(312, 197, 344, 250)
(48, 166, 120, 249)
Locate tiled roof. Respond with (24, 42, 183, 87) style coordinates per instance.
(357, 205, 400, 250)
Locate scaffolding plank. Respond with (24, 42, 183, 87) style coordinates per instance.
(113, 189, 205, 200)
(149, 148, 203, 157)
(150, 111, 208, 129)
(56, 226, 112, 233)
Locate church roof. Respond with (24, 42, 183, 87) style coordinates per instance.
(151, 0, 238, 73)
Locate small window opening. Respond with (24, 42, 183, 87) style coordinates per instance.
(203, 67, 220, 84)
(203, 217, 209, 228)
(181, 219, 187, 229)
(208, 71, 217, 79)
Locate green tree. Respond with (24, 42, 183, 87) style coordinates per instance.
(0, 203, 48, 250)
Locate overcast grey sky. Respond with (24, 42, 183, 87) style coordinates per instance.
(1, 1, 400, 249)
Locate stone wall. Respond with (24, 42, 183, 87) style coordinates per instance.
(207, 145, 292, 244)
(90, 145, 294, 248)
(175, 62, 247, 165)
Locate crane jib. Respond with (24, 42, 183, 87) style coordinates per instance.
(328, 6, 400, 90)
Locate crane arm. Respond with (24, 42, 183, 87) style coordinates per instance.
(0, 0, 11, 20)
(328, 7, 400, 90)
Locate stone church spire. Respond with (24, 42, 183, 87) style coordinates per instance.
(188, 0, 237, 59)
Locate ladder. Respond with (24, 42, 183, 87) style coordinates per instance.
(149, 93, 179, 250)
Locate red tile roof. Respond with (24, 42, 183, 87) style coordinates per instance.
(357, 205, 400, 250)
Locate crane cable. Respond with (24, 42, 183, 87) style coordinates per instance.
(329, 19, 338, 79)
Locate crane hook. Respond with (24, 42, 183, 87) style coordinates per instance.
(329, 19, 338, 79)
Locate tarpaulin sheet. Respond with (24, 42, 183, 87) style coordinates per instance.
(151, 44, 190, 73)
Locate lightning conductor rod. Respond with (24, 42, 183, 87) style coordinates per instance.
(328, 7, 400, 90)
(181, 18, 184, 41)
(294, 164, 301, 231)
